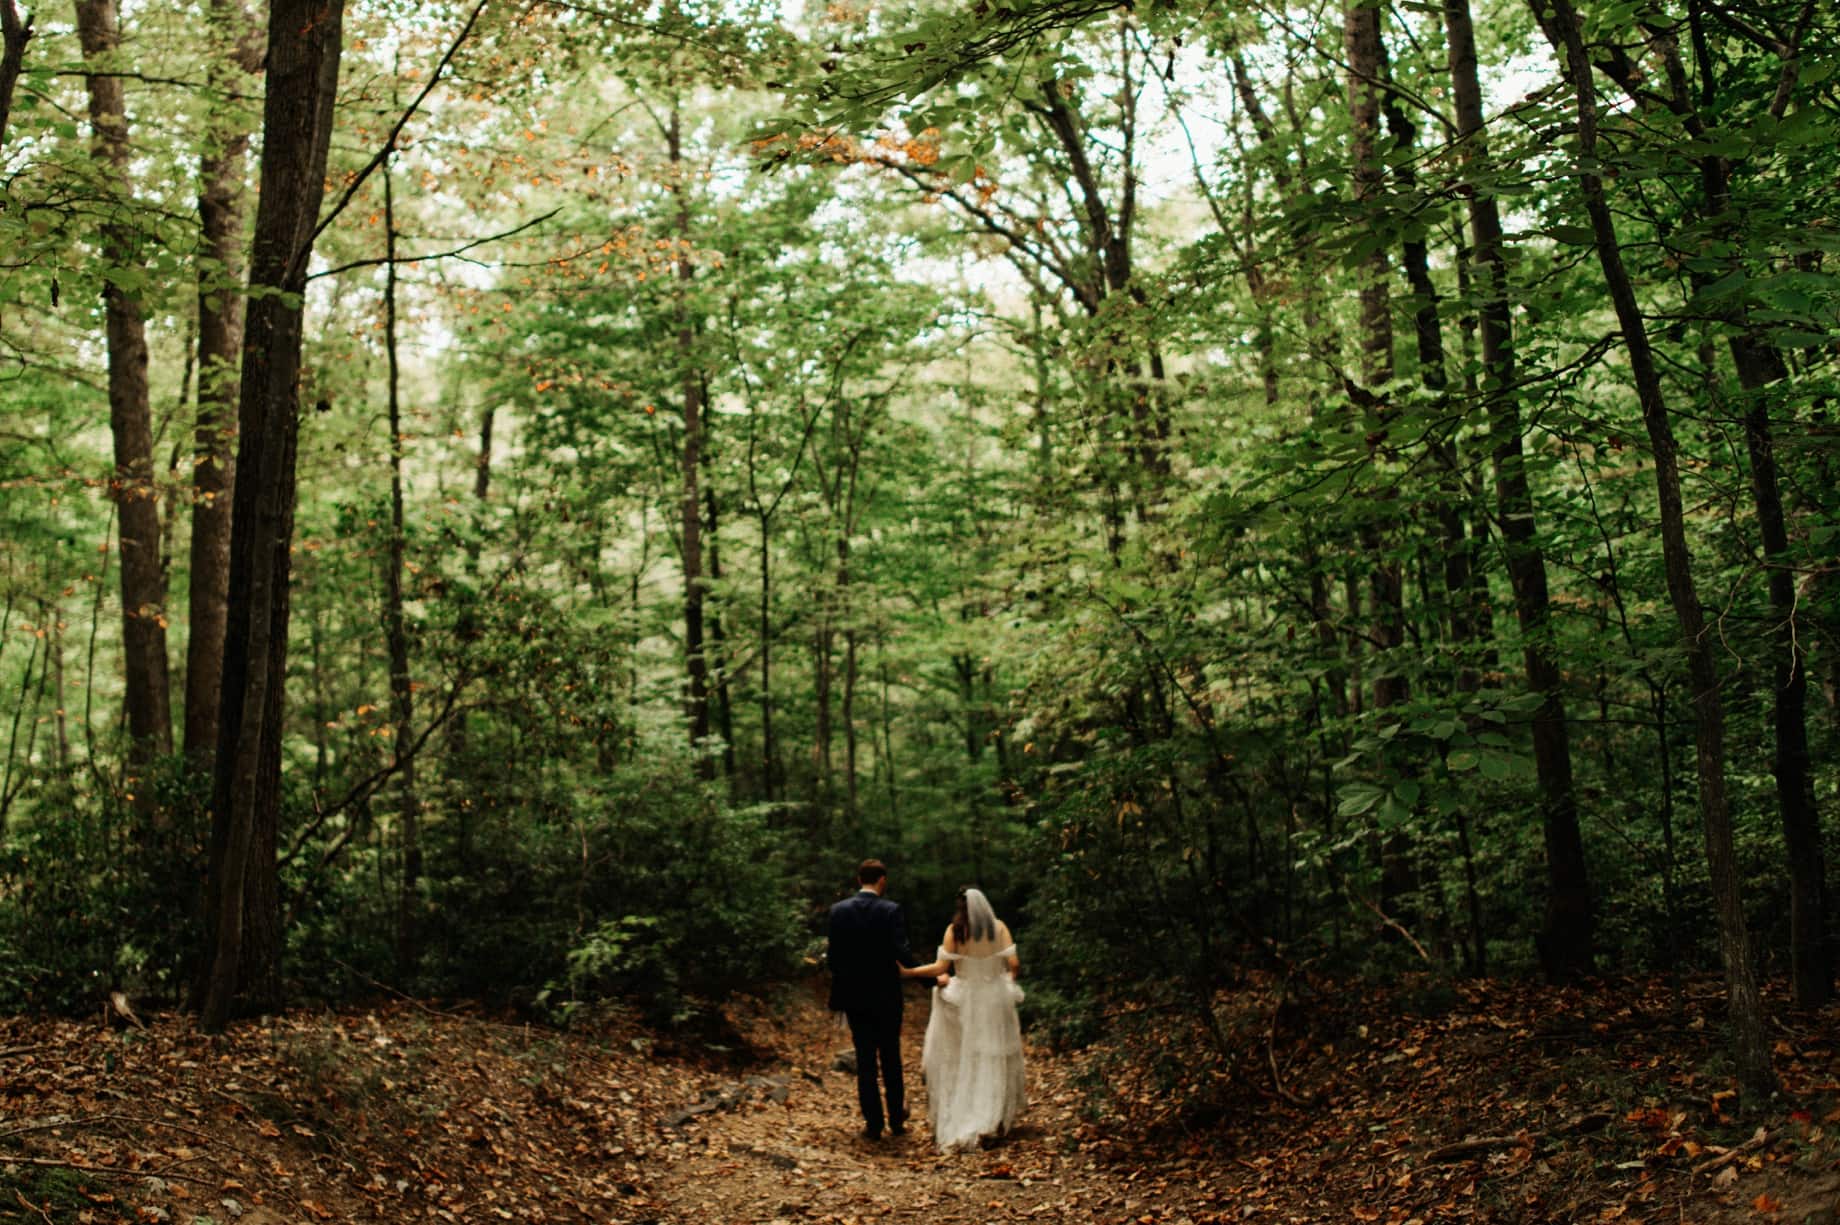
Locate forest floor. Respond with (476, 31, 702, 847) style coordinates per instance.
(4, 974, 1840, 1224)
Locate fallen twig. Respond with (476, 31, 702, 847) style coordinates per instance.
(209, 1085, 260, 1113)
(328, 957, 472, 1021)
(1559, 1111, 1613, 1135)
(14, 1188, 53, 1225)
(79, 1111, 271, 1173)
(1692, 1126, 1770, 1175)
(0, 1154, 219, 1186)
(1352, 892, 1433, 962)
(1266, 1005, 1309, 1107)
(1426, 1133, 1534, 1162)
(0, 1114, 75, 1140)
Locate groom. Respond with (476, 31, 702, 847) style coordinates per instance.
(827, 859, 921, 1140)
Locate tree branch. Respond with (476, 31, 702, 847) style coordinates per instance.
(280, 676, 475, 872)
(294, 0, 491, 278)
(867, 153, 1095, 308)
(307, 207, 562, 279)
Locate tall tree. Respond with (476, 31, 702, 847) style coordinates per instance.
(1442, 0, 1593, 978)
(668, 94, 713, 779)
(185, 0, 263, 768)
(75, 0, 175, 785)
(1536, 0, 1772, 1096)
(200, 0, 346, 1031)
(1584, 8, 1829, 1006)
(1342, 0, 1407, 712)
(382, 157, 421, 978)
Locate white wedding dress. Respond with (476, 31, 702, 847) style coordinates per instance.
(922, 938, 1026, 1151)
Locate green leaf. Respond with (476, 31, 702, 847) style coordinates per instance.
(1770, 329, 1835, 348)
(1544, 224, 1596, 246)
(1777, 107, 1836, 147)
(1694, 269, 1748, 304)
(1337, 783, 1385, 818)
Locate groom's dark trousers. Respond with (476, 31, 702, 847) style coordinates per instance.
(827, 890, 919, 1134)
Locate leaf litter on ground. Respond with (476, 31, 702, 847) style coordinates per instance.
(4, 973, 1838, 1224)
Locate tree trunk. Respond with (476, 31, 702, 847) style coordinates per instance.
(758, 514, 777, 802)
(446, 402, 493, 766)
(1342, 0, 1406, 712)
(1538, 0, 1771, 1096)
(75, 0, 174, 789)
(1660, 21, 1829, 1005)
(1032, 55, 1170, 511)
(2, 633, 40, 829)
(475, 407, 494, 500)
(667, 101, 711, 778)
(879, 644, 897, 820)
(1309, 564, 1350, 720)
(382, 158, 420, 980)
(705, 486, 738, 791)
(49, 603, 70, 769)
(185, 0, 262, 769)
(200, 0, 345, 1031)
(1377, 54, 1479, 691)
(843, 625, 859, 826)
(1445, 0, 1593, 978)
(1736, 348, 1828, 1003)
(839, 531, 859, 828)
(815, 622, 834, 807)
(0, 0, 30, 155)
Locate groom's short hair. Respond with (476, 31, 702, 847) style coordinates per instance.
(857, 859, 887, 886)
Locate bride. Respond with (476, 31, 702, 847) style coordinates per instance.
(900, 887, 1025, 1150)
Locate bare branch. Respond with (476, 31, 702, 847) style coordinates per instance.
(296, 0, 492, 277)
(308, 207, 562, 280)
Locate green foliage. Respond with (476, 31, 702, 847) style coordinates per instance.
(2, 0, 1837, 1088)
(283, 733, 805, 1017)
(0, 759, 209, 1012)
(0, 1162, 98, 1222)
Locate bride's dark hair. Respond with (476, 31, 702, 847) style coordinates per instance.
(951, 886, 996, 946)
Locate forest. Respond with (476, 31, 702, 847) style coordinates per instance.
(1, 0, 1838, 1217)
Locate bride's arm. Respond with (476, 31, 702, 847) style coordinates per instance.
(998, 921, 1021, 978)
(901, 926, 957, 979)
(901, 925, 962, 979)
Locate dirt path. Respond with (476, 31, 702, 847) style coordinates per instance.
(649, 994, 1194, 1225)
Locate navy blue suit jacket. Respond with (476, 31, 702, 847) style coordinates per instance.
(827, 890, 919, 1016)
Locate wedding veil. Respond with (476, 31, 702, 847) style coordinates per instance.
(962, 887, 998, 944)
